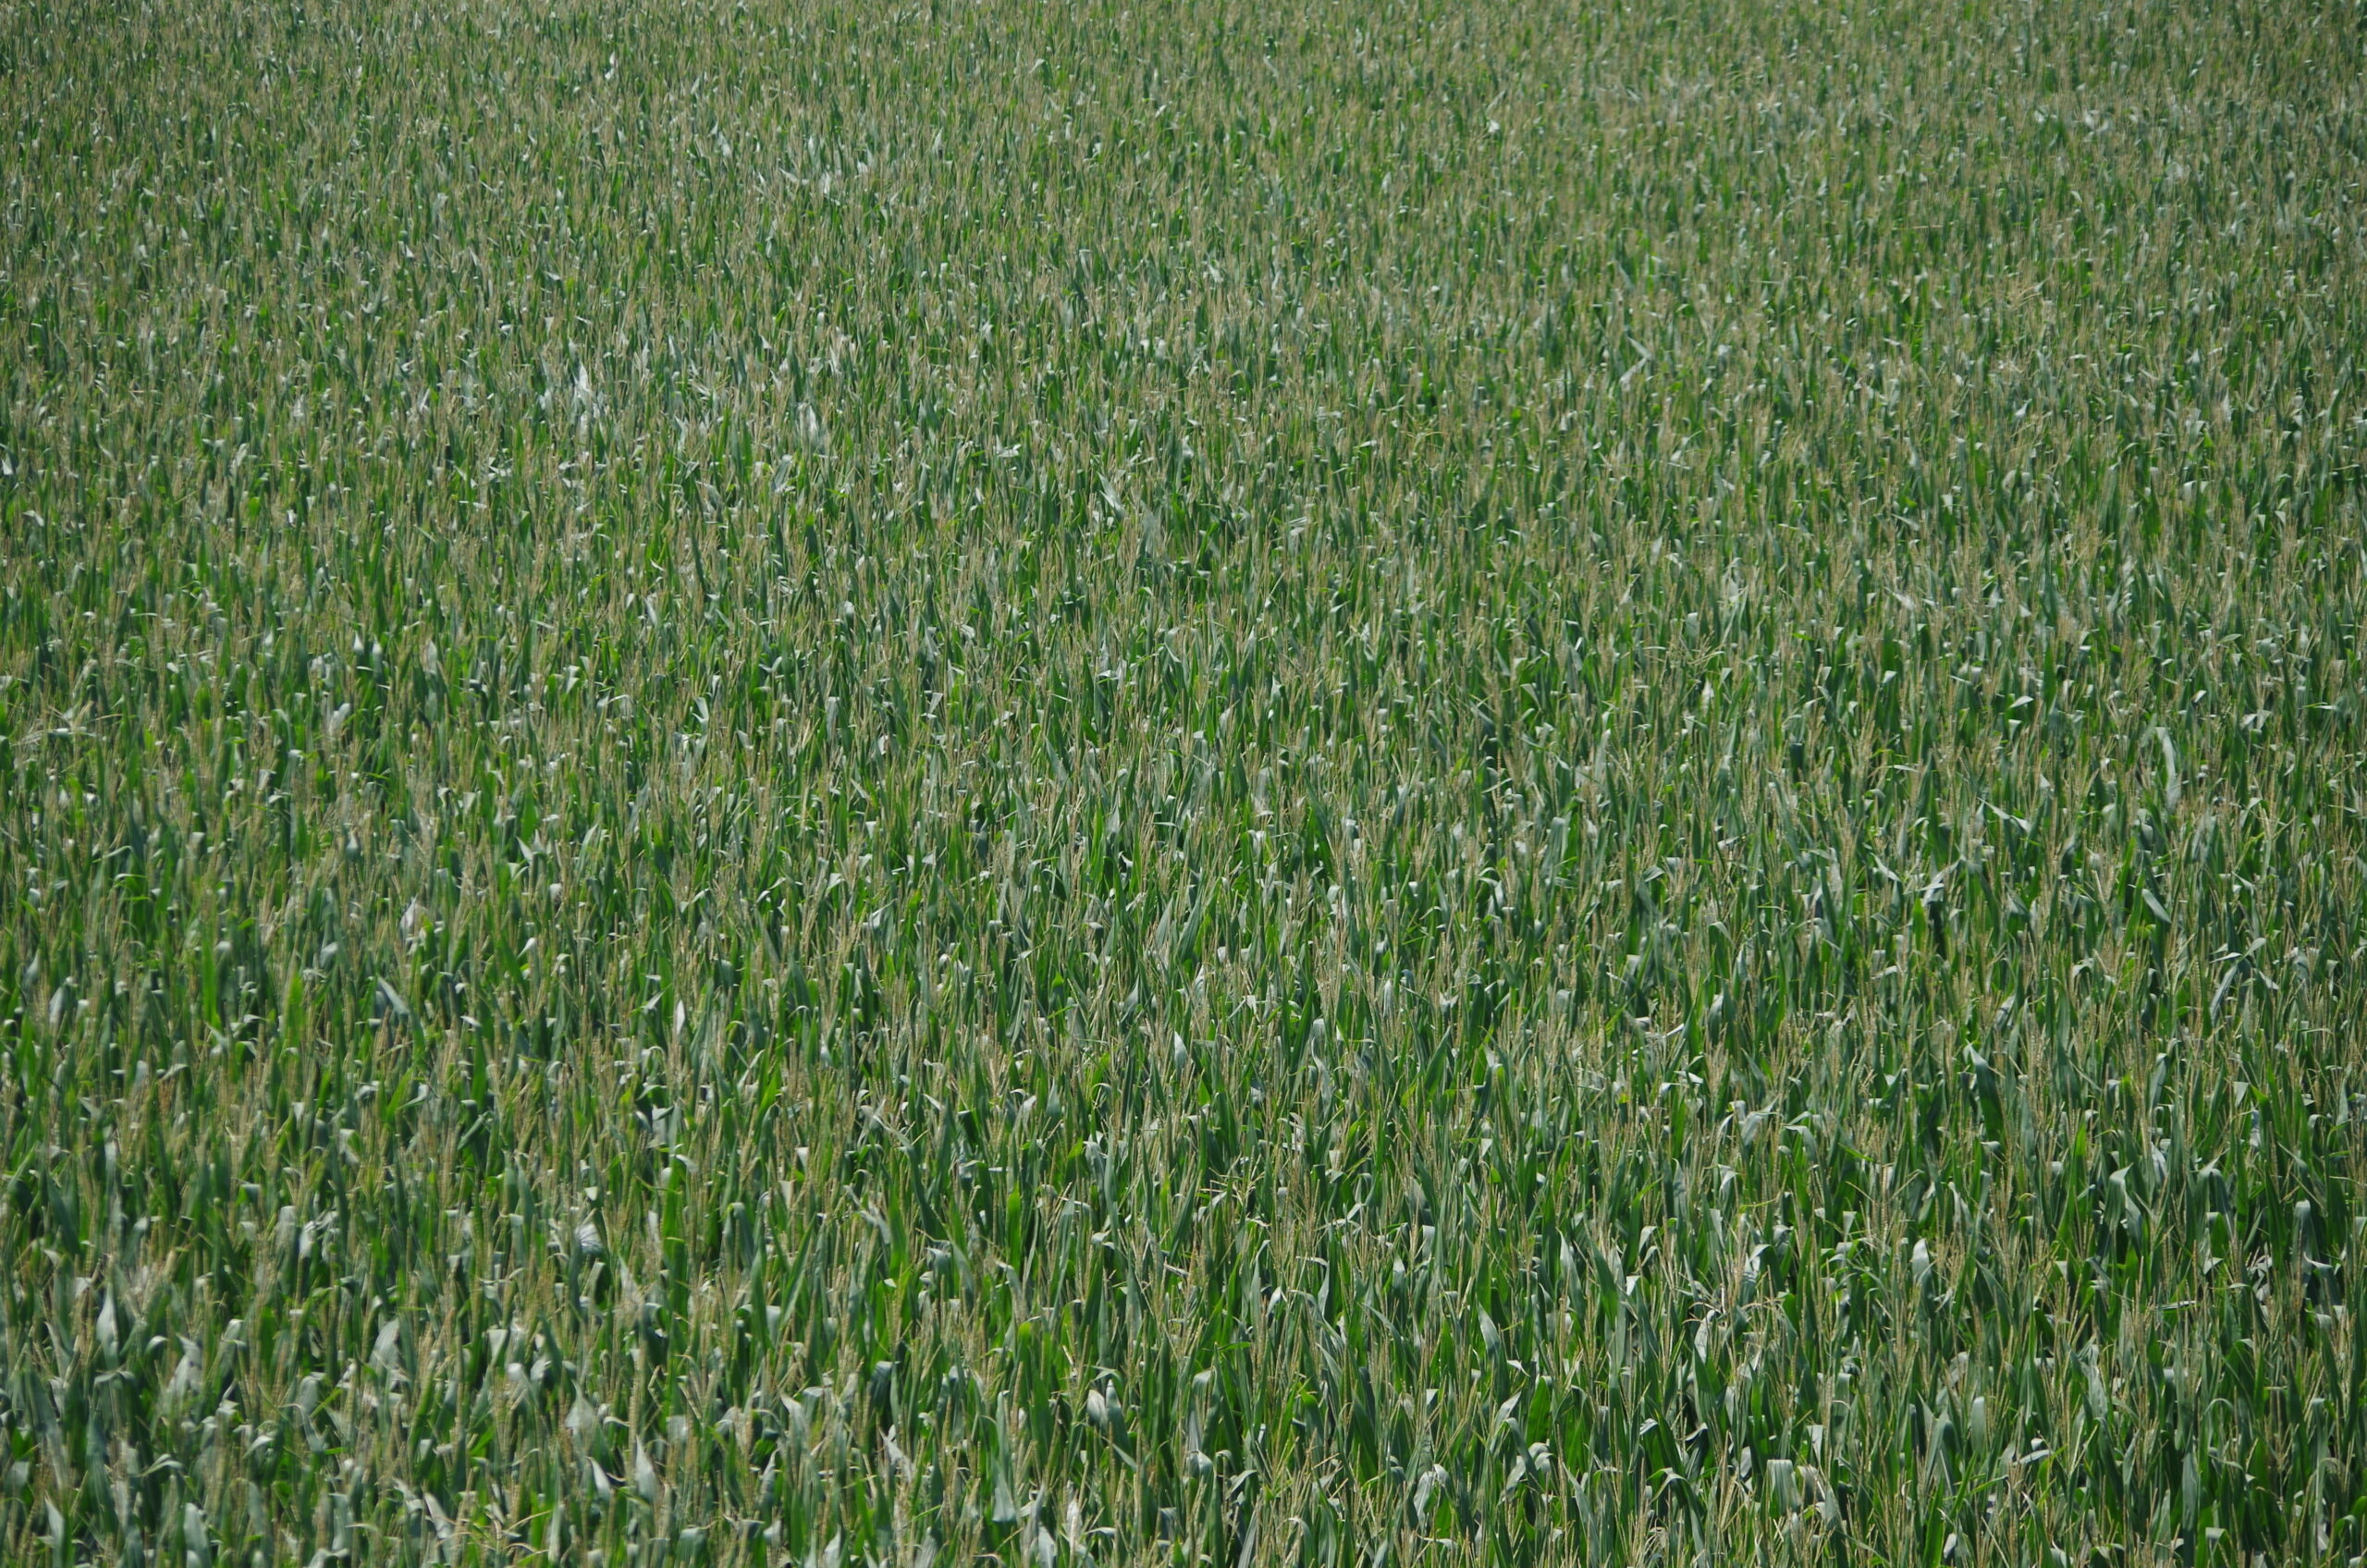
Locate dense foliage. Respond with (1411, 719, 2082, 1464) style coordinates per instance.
(3, 0, 2363, 1562)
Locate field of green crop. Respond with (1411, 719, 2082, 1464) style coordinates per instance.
(4, 0, 2365, 1562)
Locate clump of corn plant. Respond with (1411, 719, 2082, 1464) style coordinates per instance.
(2, 0, 2362, 1562)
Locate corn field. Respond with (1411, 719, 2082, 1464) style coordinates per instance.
(2, 0, 2364, 1562)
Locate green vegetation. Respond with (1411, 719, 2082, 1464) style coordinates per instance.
(4, 0, 2364, 1562)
